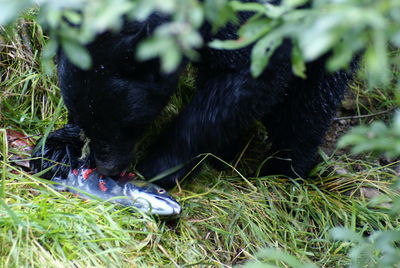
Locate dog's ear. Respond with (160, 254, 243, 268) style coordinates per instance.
(65, 145, 78, 169)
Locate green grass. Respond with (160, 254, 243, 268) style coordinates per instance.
(1, 19, 400, 267)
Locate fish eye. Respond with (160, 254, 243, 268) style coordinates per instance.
(157, 189, 166, 194)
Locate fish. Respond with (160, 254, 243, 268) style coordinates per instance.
(50, 168, 182, 216)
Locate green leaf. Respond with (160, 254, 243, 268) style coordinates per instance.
(392, 31, 400, 46)
(255, 248, 318, 268)
(63, 10, 82, 25)
(330, 227, 364, 243)
(204, 0, 236, 31)
(365, 29, 390, 86)
(136, 36, 171, 61)
(230, 1, 267, 13)
(251, 35, 282, 77)
(187, 1, 204, 28)
(137, 35, 183, 73)
(392, 111, 400, 134)
(0, 0, 33, 25)
(283, 0, 309, 8)
(209, 19, 277, 50)
(44, 9, 62, 29)
(299, 16, 341, 61)
(89, 0, 132, 32)
(263, 4, 286, 19)
(41, 39, 58, 75)
(61, 39, 92, 70)
(160, 44, 182, 73)
(154, 0, 176, 13)
(291, 42, 306, 78)
(208, 39, 249, 50)
(238, 17, 274, 40)
(327, 36, 363, 72)
(132, 0, 156, 21)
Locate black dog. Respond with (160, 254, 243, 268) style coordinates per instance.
(31, 9, 352, 189)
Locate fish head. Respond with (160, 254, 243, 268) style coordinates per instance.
(125, 180, 182, 216)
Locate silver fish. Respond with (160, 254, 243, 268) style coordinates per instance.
(51, 168, 182, 216)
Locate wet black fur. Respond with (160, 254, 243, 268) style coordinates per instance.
(31, 8, 352, 189)
(31, 125, 84, 179)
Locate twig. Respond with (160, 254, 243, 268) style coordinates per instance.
(157, 244, 180, 268)
(334, 107, 396, 121)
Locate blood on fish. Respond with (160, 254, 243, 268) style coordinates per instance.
(72, 169, 78, 176)
(82, 169, 94, 179)
(128, 172, 136, 177)
(98, 180, 107, 192)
